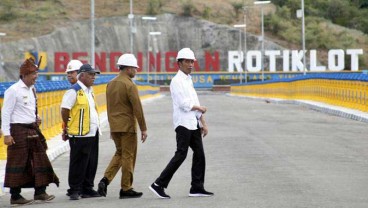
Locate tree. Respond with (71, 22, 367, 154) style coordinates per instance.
(326, 0, 350, 26)
(231, 2, 243, 19)
(146, 0, 163, 15)
(182, 0, 195, 16)
(0, 0, 17, 21)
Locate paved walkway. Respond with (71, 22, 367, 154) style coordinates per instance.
(1, 92, 368, 208)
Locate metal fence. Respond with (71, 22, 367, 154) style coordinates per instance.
(0, 77, 160, 160)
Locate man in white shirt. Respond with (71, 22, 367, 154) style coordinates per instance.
(60, 63, 101, 200)
(1, 58, 59, 206)
(62, 60, 83, 141)
(149, 48, 214, 199)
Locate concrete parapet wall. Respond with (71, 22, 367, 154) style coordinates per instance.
(212, 85, 231, 92)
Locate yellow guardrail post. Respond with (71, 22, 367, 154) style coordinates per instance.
(51, 90, 59, 138)
(230, 73, 366, 113)
(0, 100, 5, 160)
(45, 91, 52, 139)
(0, 80, 161, 161)
(362, 79, 368, 112)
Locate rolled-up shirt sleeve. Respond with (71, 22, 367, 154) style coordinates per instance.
(60, 89, 77, 110)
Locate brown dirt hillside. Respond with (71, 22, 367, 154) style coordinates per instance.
(0, 0, 265, 42)
(0, 0, 367, 68)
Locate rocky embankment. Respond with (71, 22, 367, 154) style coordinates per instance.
(0, 13, 284, 80)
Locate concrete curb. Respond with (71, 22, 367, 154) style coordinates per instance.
(228, 93, 368, 123)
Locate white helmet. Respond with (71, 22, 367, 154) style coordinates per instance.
(176, 48, 196, 61)
(117, 54, 139, 68)
(66, 60, 83, 73)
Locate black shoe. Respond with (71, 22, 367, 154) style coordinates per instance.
(119, 189, 143, 199)
(69, 192, 80, 200)
(189, 187, 214, 197)
(98, 177, 109, 197)
(149, 183, 170, 199)
(67, 189, 80, 197)
(82, 189, 101, 198)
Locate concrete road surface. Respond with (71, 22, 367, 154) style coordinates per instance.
(1, 92, 368, 208)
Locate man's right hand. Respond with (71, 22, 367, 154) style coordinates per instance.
(61, 122, 69, 141)
(62, 129, 69, 141)
(4, 135, 15, 146)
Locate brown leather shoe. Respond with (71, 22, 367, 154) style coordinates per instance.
(10, 196, 34, 205)
(34, 193, 55, 201)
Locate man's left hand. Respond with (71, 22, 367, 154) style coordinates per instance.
(141, 131, 147, 143)
(201, 126, 208, 138)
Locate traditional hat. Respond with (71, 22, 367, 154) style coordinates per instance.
(20, 58, 38, 76)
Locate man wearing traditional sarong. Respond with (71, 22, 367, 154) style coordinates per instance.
(61, 63, 101, 200)
(1, 58, 59, 206)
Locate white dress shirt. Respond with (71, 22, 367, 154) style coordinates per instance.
(170, 70, 202, 130)
(1, 80, 37, 136)
(60, 80, 100, 137)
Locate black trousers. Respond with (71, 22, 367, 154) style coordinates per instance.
(10, 186, 46, 199)
(68, 132, 99, 193)
(155, 126, 206, 189)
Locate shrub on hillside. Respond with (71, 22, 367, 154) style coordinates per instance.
(182, 0, 195, 16)
(202, 6, 211, 20)
(146, 0, 163, 15)
(273, 0, 368, 34)
(231, 2, 243, 18)
(0, 0, 17, 21)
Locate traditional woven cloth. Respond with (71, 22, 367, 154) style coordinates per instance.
(4, 124, 59, 188)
